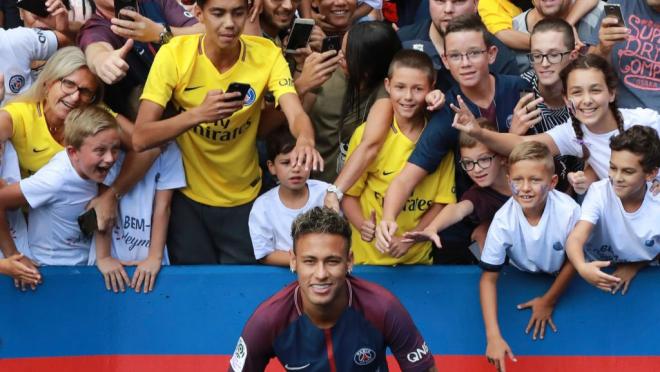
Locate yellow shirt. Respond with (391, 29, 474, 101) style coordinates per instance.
(478, 0, 522, 34)
(3, 101, 62, 178)
(345, 118, 456, 265)
(141, 34, 297, 207)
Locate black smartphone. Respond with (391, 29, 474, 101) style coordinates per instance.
(16, 0, 49, 18)
(519, 89, 534, 101)
(78, 209, 98, 238)
(226, 82, 251, 102)
(604, 4, 626, 28)
(321, 35, 342, 53)
(285, 18, 315, 53)
(114, 0, 137, 20)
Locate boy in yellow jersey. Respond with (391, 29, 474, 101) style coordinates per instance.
(132, 0, 322, 264)
(341, 50, 455, 265)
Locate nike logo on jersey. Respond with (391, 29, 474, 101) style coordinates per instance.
(284, 363, 311, 370)
(184, 86, 204, 91)
(33, 147, 47, 153)
(383, 170, 396, 176)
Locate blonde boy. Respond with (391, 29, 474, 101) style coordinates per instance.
(480, 141, 579, 372)
(0, 106, 120, 289)
(341, 49, 455, 265)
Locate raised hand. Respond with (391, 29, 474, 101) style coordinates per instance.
(97, 39, 134, 85)
(360, 210, 377, 242)
(450, 95, 480, 135)
(402, 228, 441, 248)
(375, 220, 397, 253)
(509, 93, 544, 135)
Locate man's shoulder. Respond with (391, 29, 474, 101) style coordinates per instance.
(350, 276, 402, 314)
(397, 20, 432, 42)
(249, 281, 299, 327)
(242, 34, 283, 55)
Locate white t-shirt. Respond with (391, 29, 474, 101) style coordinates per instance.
(0, 142, 30, 259)
(581, 179, 660, 263)
(88, 143, 186, 265)
(0, 28, 58, 106)
(249, 179, 329, 260)
(19, 151, 97, 266)
(481, 190, 581, 274)
(546, 108, 660, 180)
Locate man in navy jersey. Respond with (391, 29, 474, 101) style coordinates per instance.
(229, 207, 437, 372)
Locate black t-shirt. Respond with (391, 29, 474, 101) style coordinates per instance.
(461, 185, 509, 225)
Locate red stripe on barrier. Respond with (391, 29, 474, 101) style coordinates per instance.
(1, 355, 659, 371)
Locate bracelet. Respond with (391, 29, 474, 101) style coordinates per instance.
(109, 185, 122, 201)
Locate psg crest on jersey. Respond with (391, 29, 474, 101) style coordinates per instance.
(9, 75, 26, 94)
(354, 347, 376, 366)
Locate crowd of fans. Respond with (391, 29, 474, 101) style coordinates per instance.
(0, 0, 658, 369)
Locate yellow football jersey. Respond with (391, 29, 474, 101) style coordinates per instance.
(346, 118, 456, 265)
(141, 34, 297, 207)
(3, 101, 62, 178)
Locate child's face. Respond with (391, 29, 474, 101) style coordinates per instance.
(442, 30, 496, 89)
(385, 66, 432, 121)
(530, 30, 575, 87)
(564, 68, 616, 127)
(268, 151, 310, 192)
(68, 129, 120, 183)
(608, 150, 658, 201)
(508, 159, 557, 214)
(459, 142, 504, 188)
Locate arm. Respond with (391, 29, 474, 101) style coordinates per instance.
(0, 184, 40, 289)
(402, 200, 474, 247)
(278, 93, 323, 172)
(375, 163, 428, 251)
(517, 261, 576, 340)
(480, 270, 516, 372)
(94, 225, 130, 293)
(351, 3, 373, 22)
(341, 195, 377, 243)
(591, 16, 629, 60)
(325, 98, 393, 211)
(129, 189, 172, 293)
(110, 10, 204, 43)
(259, 250, 291, 266)
(0, 110, 14, 142)
(564, 0, 599, 27)
(565, 220, 620, 291)
(0, 254, 40, 284)
(494, 29, 531, 50)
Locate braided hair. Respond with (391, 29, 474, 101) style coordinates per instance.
(560, 54, 624, 161)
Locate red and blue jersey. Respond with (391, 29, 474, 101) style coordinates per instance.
(229, 276, 435, 371)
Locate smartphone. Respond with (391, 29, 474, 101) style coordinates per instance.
(16, 0, 49, 18)
(78, 209, 98, 238)
(285, 18, 315, 54)
(604, 4, 626, 27)
(519, 89, 534, 101)
(225, 82, 251, 102)
(321, 35, 342, 53)
(114, 0, 137, 20)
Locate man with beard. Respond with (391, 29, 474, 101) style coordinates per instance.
(260, 0, 300, 46)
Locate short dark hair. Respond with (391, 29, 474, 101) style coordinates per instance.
(266, 126, 296, 161)
(531, 18, 575, 51)
(291, 207, 352, 254)
(442, 14, 491, 49)
(196, 0, 248, 9)
(609, 125, 660, 173)
(388, 49, 436, 84)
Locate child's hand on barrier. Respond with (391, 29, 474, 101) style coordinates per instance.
(518, 296, 557, 340)
(611, 262, 646, 295)
(485, 336, 516, 372)
(122, 256, 162, 294)
(97, 256, 130, 293)
(402, 228, 441, 248)
(577, 260, 620, 292)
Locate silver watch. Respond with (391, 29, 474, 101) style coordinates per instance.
(327, 184, 344, 201)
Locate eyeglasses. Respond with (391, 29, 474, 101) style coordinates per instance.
(527, 51, 571, 65)
(445, 50, 487, 63)
(59, 78, 96, 102)
(459, 154, 496, 171)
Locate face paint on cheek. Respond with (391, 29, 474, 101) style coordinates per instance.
(510, 182, 520, 195)
(540, 184, 549, 194)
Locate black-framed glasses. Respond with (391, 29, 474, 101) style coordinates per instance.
(459, 154, 496, 171)
(527, 51, 571, 65)
(445, 49, 487, 63)
(59, 78, 96, 102)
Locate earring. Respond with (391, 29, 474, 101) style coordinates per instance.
(290, 267, 295, 273)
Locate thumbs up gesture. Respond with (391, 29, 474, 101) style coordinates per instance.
(360, 210, 377, 242)
(97, 39, 134, 85)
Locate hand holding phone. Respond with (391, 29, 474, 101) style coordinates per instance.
(321, 35, 342, 53)
(604, 4, 626, 28)
(78, 208, 98, 238)
(16, 0, 49, 18)
(114, 0, 137, 20)
(225, 82, 251, 102)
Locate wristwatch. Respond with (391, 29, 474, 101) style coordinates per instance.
(327, 184, 344, 201)
(159, 24, 173, 45)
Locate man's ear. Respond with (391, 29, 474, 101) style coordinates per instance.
(289, 249, 297, 273)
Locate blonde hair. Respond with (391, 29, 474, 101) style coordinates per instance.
(459, 118, 497, 149)
(508, 141, 555, 174)
(12, 46, 102, 104)
(64, 106, 118, 149)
